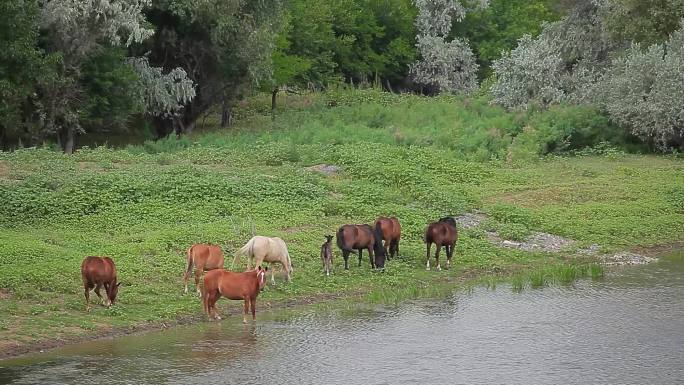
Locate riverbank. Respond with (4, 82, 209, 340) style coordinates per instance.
(1, 93, 683, 359)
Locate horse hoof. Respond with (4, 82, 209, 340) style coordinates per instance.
(436, 267, 442, 271)
(426, 267, 430, 271)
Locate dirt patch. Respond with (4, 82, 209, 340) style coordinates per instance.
(453, 212, 486, 229)
(306, 164, 341, 176)
(0, 288, 12, 300)
(0, 161, 9, 178)
(487, 231, 576, 252)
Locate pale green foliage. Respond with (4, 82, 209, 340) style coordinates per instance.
(128, 58, 196, 117)
(597, 24, 684, 149)
(411, 0, 486, 93)
(411, 35, 479, 93)
(41, 0, 153, 59)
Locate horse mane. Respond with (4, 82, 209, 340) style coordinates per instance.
(438, 216, 457, 228)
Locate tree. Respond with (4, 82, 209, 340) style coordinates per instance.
(0, 0, 51, 149)
(141, 0, 283, 136)
(410, 0, 487, 94)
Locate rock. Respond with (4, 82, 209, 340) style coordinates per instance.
(306, 164, 340, 176)
(601, 252, 657, 266)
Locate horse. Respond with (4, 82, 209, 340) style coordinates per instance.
(233, 236, 292, 284)
(424, 216, 458, 271)
(374, 216, 401, 260)
(81, 256, 120, 311)
(336, 224, 385, 270)
(183, 244, 225, 297)
(202, 267, 268, 323)
(320, 235, 334, 276)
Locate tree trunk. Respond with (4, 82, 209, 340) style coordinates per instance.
(221, 99, 232, 128)
(271, 87, 278, 121)
(62, 126, 75, 154)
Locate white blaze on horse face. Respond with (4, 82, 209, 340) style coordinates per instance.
(258, 271, 265, 287)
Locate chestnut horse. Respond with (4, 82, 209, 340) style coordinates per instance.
(184, 244, 225, 297)
(320, 235, 334, 276)
(336, 224, 385, 270)
(202, 267, 268, 323)
(81, 256, 120, 311)
(233, 236, 292, 284)
(424, 217, 458, 271)
(374, 216, 401, 260)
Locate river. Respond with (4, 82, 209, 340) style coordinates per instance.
(1, 252, 682, 385)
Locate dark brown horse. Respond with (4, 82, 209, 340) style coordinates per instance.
(202, 267, 268, 323)
(184, 244, 225, 297)
(81, 256, 120, 311)
(374, 216, 401, 260)
(424, 217, 458, 271)
(320, 235, 334, 276)
(336, 224, 385, 270)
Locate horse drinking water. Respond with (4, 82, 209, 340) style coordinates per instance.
(184, 244, 225, 297)
(320, 235, 334, 276)
(374, 216, 401, 260)
(81, 256, 120, 311)
(424, 217, 458, 271)
(233, 236, 292, 284)
(202, 267, 268, 323)
(336, 224, 385, 270)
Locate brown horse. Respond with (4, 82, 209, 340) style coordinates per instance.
(81, 256, 120, 311)
(336, 224, 385, 270)
(320, 235, 334, 276)
(424, 217, 458, 271)
(202, 267, 268, 323)
(184, 244, 225, 297)
(374, 216, 401, 260)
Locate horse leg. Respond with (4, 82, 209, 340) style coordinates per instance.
(243, 299, 249, 324)
(426, 243, 432, 270)
(210, 292, 221, 320)
(183, 256, 193, 294)
(250, 297, 256, 321)
(343, 250, 350, 270)
(447, 242, 456, 270)
(93, 283, 104, 305)
(194, 267, 203, 297)
(435, 245, 442, 271)
(384, 240, 390, 261)
(357, 249, 363, 267)
(84, 282, 93, 312)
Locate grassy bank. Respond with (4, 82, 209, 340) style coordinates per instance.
(1, 90, 683, 357)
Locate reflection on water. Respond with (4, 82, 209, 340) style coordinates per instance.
(2, 253, 683, 385)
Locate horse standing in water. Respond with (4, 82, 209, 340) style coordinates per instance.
(184, 244, 225, 297)
(81, 256, 121, 311)
(374, 216, 401, 260)
(424, 217, 458, 271)
(202, 267, 268, 323)
(320, 235, 334, 276)
(336, 224, 385, 270)
(233, 236, 292, 284)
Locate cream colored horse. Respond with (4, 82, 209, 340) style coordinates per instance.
(234, 236, 292, 284)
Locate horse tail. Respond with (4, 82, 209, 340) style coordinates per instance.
(185, 246, 195, 275)
(233, 237, 255, 267)
(336, 227, 345, 250)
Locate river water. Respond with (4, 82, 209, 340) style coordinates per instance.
(1, 253, 683, 385)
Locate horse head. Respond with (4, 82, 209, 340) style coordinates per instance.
(325, 234, 333, 243)
(108, 280, 122, 305)
(257, 266, 268, 291)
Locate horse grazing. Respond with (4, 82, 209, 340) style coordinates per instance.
(81, 256, 120, 311)
(234, 236, 292, 284)
(184, 244, 225, 297)
(320, 235, 334, 276)
(336, 224, 385, 270)
(202, 267, 268, 323)
(374, 216, 401, 260)
(424, 217, 458, 271)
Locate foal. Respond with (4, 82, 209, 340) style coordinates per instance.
(320, 235, 334, 276)
(81, 256, 120, 311)
(424, 217, 458, 271)
(202, 267, 268, 323)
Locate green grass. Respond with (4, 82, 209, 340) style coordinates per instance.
(0, 89, 682, 354)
